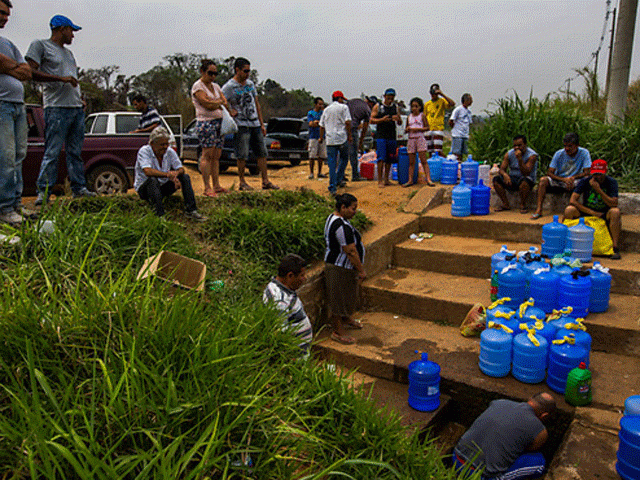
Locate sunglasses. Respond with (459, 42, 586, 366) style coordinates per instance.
(242, 69, 251, 73)
(206, 70, 218, 76)
(0, 9, 9, 15)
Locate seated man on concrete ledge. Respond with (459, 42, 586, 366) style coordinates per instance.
(453, 392, 556, 480)
(493, 135, 538, 213)
(564, 159, 621, 260)
(531, 132, 591, 220)
(134, 127, 207, 221)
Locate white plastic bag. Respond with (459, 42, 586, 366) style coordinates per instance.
(220, 107, 238, 135)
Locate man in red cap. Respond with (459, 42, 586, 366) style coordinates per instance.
(319, 91, 352, 195)
(564, 159, 621, 259)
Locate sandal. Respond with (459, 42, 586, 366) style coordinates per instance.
(343, 319, 363, 330)
(214, 187, 228, 194)
(402, 182, 414, 188)
(427, 181, 436, 187)
(239, 183, 253, 191)
(262, 182, 280, 190)
(331, 332, 355, 345)
(530, 213, 542, 220)
(203, 191, 217, 198)
(494, 205, 511, 212)
(519, 207, 528, 214)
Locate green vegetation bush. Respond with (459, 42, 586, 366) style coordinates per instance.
(470, 93, 640, 192)
(0, 194, 455, 479)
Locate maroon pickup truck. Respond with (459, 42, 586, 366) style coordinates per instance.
(24, 105, 161, 196)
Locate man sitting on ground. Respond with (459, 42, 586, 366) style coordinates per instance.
(493, 135, 538, 213)
(453, 392, 556, 480)
(564, 159, 621, 259)
(531, 132, 591, 220)
(262, 254, 313, 358)
(134, 127, 207, 221)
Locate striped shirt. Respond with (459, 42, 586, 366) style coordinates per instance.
(263, 278, 313, 356)
(139, 106, 162, 130)
(324, 214, 365, 269)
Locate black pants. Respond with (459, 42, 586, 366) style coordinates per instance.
(137, 174, 197, 216)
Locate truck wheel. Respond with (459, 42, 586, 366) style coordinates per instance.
(87, 165, 128, 195)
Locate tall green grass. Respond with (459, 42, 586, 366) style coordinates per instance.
(470, 93, 640, 192)
(0, 195, 460, 479)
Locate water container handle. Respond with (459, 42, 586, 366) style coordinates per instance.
(565, 319, 587, 331)
(571, 270, 590, 279)
(534, 266, 551, 275)
(552, 335, 576, 345)
(500, 263, 519, 274)
(494, 310, 516, 320)
(518, 298, 535, 319)
(548, 306, 574, 321)
(487, 297, 510, 310)
(505, 254, 517, 261)
(519, 323, 541, 346)
(487, 321, 513, 333)
(592, 263, 610, 274)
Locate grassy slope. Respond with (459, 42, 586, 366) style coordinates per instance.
(0, 193, 466, 480)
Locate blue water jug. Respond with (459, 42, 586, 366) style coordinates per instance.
(624, 395, 640, 416)
(479, 322, 513, 378)
(512, 328, 548, 384)
(451, 180, 471, 217)
(557, 269, 592, 318)
(556, 327, 592, 367)
(517, 298, 546, 325)
(486, 299, 516, 324)
(616, 416, 640, 480)
(498, 263, 527, 309)
(491, 245, 516, 275)
(589, 262, 612, 313)
(530, 267, 560, 314)
(440, 157, 458, 185)
(541, 215, 569, 257)
(546, 336, 588, 393)
(397, 147, 419, 185)
(567, 217, 595, 262)
(552, 262, 575, 277)
(523, 319, 558, 347)
(461, 155, 479, 186)
(470, 179, 491, 215)
(521, 256, 547, 298)
(427, 153, 442, 182)
(408, 351, 441, 411)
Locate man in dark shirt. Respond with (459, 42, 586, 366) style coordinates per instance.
(345, 96, 376, 183)
(453, 392, 556, 479)
(564, 159, 621, 259)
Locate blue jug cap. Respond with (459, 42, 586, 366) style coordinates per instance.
(553, 215, 559, 222)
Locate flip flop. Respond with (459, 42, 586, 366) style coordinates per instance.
(402, 182, 414, 188)
(262, 182, 280, 190)
(203, 191, 217, 198)
(520, 208, 528, 214)
(331, 332, 355, 345)
(494, 205, 511, 212)
(239, 183, 253, 191)
(214, 187, 228, 194)
(530, 213, 542, 220)
(343, 319, 363, 330)
(427, 181, 436, 187)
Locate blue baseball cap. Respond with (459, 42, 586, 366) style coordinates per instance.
(384, 88, 396, 96)
(50, 15, 82, 31)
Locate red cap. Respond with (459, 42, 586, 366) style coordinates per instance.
(591, 159, 607, 175)
(332, 90, 346, 101)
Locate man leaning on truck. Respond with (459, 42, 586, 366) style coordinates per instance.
(26, 14, 96, 205)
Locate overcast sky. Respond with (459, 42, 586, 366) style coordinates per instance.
(4, 0, 639, 112)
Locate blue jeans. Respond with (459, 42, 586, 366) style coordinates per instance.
(137, 174, 197, 217)
(452, 452, 546, 480)
(326, 142, 349, 194)
(0, 101, 27, 214)
(37, 107, 87, 195)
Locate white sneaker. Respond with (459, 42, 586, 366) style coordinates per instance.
(73, 188, 97, 198)
(0, 210, 23, 225)
(34, 193, 49, 206)
(185, 210, 207, 222)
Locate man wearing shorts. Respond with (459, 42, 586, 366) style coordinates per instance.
(493, 135, 538, 213)
(564, 159, 621, 259)
(425, 84, 455, 156)
(449, 93, 473, 160)
(222, 57, 278, 191)
(370, 88, 402, 187)
(531, 132, 591, 219)
(307, 97, 327, 180)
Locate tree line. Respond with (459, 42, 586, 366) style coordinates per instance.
(24, 53, 316, 124)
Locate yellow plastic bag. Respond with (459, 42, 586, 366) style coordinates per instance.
(563, 216, 614, 256)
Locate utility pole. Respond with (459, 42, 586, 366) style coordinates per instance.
(605, 7, 617, 95)
(605, 0, 638, 123)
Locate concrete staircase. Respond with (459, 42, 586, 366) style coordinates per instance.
(314, 201, 640, 479)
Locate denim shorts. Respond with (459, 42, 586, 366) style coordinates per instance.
(451, 137, 469, 156)
(234, 126, 268, 160)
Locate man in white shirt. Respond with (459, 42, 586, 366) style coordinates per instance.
(449, 93, 473, 160)
(319, 91, 352, 195)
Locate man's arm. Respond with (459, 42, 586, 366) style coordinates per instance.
(439, 90, 455, 108)
(520, 154, 537, 177)
(369, 104, 386, 124)
(448, 107, 458, 128)
(498, 152, 512, 185)
(345, 119, 352, 143)
(0, 53, 31, 81)
(255, 96, 266, 136)
(132, 122, 160, 134)
(358, 120, 369, 151)
(527, 428, 548, 452)
(27, 58, 78, 87)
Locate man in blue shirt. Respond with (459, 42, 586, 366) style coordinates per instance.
(531, 132, 591, 219)
(564, 159, 621, 259)
(0, 0, 32, 225)
(307, 97, 327, 180)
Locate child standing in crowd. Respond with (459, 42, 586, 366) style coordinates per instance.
(403, 97, 435, 187)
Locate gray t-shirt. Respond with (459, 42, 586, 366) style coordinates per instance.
(25, 39, 82, 108)
(0, 36, 25, 103)
(221, 78, 260, 128)
(347, 98, 371, 128)
(507, 147, 538, 182)
(454, 400, 544, 476)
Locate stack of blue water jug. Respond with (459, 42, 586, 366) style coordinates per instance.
(617, 395, 640, 480)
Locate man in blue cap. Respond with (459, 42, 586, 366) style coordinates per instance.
(26, 14, 96, 205)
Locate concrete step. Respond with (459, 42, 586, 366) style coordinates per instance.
(394, 235, 640, 296)
(313, 311, 640, 413)
(362, 267, 640, 357)
(419, 204, 640, 252)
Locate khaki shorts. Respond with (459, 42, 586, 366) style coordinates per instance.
(308, 138, 327, 159)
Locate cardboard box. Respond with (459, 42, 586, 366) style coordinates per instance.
(137, 251, 206, 291)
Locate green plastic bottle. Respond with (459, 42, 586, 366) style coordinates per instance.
(490, 270, 499, 302)
(565, 362, 592, 406)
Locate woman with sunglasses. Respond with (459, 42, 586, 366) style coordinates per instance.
(191, 59, 228, 197)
